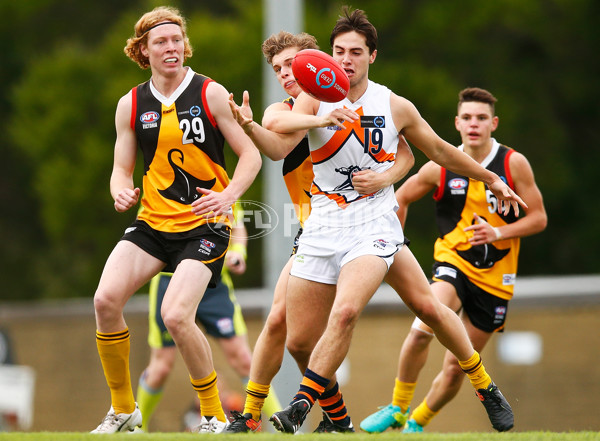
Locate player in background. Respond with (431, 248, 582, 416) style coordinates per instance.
(360, 87, 547, 433)
(260, 7, 524, 434)
(226, 31, 415, 433)
(91, 6, 261, 434)
(136, 204, 281, 432)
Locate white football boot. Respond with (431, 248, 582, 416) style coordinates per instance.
(195, 416, 229, 433)
(91, 403, 142, 433)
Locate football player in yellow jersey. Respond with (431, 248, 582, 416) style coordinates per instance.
(91, 6, 260, 434)
(227, 31, 415, 433)
(360, 87, 547, 433)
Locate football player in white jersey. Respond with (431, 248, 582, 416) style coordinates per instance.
(263, 7, 523, 434)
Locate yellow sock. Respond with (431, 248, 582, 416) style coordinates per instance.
(96, 329, 135, 414)
(458, 351, 491, 390)
(392, 378, 416, 413)
(190, 371, 226, 423)
(243, 380, 271, 421)
(411, 399, 438, 427)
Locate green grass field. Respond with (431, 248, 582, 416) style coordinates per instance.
(0, 432, 598, 441)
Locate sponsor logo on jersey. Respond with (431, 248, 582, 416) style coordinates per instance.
(140, 111, 160, 130)
(162, 108, 175, 115)
(448, 177, 468, 195)
(360, 115, 385, 128)
(502, 273, 516, 285)
(295, 254, 305, 264)
(190, 105, 202, 117)
(449, 178, 468, 190)
(124, 226, 137, 234)
(140, 111, 160, 123)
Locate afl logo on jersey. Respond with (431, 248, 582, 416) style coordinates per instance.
(140, 111, 160, 123)
(448, 178, 468, 195)
(140, 111, 160, 129)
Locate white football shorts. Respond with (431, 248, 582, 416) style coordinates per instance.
(290, 210, 404, 284)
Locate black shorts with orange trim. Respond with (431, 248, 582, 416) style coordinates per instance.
(121, 219, 230, 287)
(431, 261, 509, 333)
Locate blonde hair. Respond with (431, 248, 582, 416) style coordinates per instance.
(261, 31, 319, 65)
(124, 6, 193, 69)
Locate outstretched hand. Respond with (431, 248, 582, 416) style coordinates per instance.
(488, 179, 527, 216)
(320, 107, 359, 129)
(229, 91, 254, 134)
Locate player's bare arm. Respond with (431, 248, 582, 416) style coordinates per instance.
(192, 82, 262, 217)
(352, 135, 414, 195)
(393, 94, 526, 215)
(266, 92, 359, 133)
(395, 160, 440, 226)
(229, 91, 305, 161)
(111, 92, 140, 213)
(507, 152, 547, 235)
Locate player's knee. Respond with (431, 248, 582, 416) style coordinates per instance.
(408, 327, 434, 349)
(161, 308, 187, 338)
(264, 308, 286, 336)
(93, 289, 123, 319)
(413, 300, 443, 328)
(286, 338, 312, 365)
(330, 302, 360, 329)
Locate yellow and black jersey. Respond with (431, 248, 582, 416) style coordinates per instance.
(282, 97, 313, 226)
(432, 141, 520, 300)
(130, 68, 230, 233)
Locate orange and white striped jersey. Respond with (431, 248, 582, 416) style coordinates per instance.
(308, 81, 399, 227)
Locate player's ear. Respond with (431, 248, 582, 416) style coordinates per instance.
(491, 116, 499, 132)
(369, 49, 377, 64)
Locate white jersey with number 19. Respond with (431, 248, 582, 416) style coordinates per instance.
(307, 80, 399, 227)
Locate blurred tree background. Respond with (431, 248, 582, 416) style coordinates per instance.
(1, 0, 598, 301)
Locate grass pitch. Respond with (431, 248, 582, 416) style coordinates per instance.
(0, 431, 598, 441)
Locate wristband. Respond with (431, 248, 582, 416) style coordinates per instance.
(492, 227, 503, 241)
(229, 243, 247, 260)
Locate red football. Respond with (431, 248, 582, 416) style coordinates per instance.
(292, 49, 350, 103)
